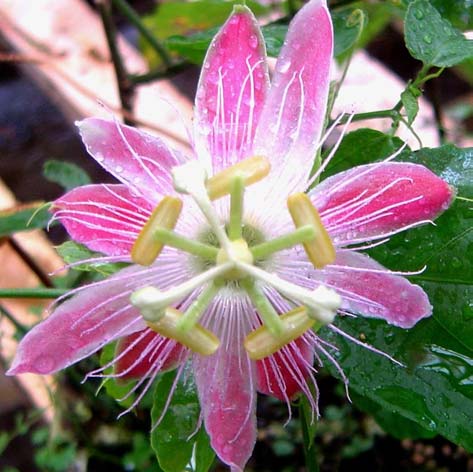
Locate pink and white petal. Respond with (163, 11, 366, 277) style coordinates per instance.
(193, 298, 257, 471)
(324, 250, 432, 328)
(52, 184, 153, 257)
(77, 118, 186, 203)
(253, 0, 333, 185)
(194, 6, 269, 171)
(115, 329, 186, 380)
(7, 265, 150, 375)
(256, 337, 314, 401)
(312, 162, 454, 245)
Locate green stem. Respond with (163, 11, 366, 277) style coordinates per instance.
(129, 62, 189, 84)
(251, 225, 316, 260)
(154, 228, 218, 260)
(176, 282, 219, 332)
(0, 288, 68, 299)
(300, 399, 319, 472)
(112, 0, 173, 67)
(97, 0, 135, 125)
(228, 175, 245, 240)
(241, 279, 284, 336)
(0, 305, 28, 335)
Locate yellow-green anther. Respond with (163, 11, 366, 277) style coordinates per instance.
(154, 227, 218, 260)
(206, 156, 270, 200)
(131, 196, 183, 266)
(241, 279, 285, 337)
(244, 306, 315, 360)
(287, 192, 336, 269)
(176, 282, 220, 332)
(146, 307, 220, 356)
(250, 225, 316, 260)
(228, 174, 245, 240)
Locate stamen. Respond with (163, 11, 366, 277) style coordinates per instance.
(228, 175, 245, 240)
(206, 156, 270, 200)
(287, 193, 336, 269)
(130, 262, 234, 320)
(154, 227, 218, 260)
(172, 160, 231, 252)
(244, 306, 319, 360)
(147, 307, 220, 356)
(234, 262, 341, 325)
(176, 282, 220, 332)
(250, 225, 316, 260)
(131, 196, 182, 266)
(241, 279, 285, 336)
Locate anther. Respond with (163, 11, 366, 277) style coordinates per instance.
(287, 192, 336, 268)
(131, 196, 182, 266)
(206, 156, 270, 200)
(147, 307, 220, 356)
(244, 306, 318, 360)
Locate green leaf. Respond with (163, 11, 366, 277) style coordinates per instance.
(0, 202, 52, 237)
(195, 427, 215, 472)
(56, 241, 128, 276)
(324, 316, 473, 451)
(98, 342, 135, 408)
(325, 129, 405, 178)
(142, 0, 266, 67)
(400, 85, 421, 124)
(352, 392, 436, 440)
(405, 0, 473, 66)
(43, 160, 91, 191)
(151, 370, 202, 472)
(332, 8, 365, 58)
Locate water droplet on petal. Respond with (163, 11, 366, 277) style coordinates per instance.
(115, 165, 123, 173)
(249, 34, 258, 49)
(277, 59, 291, 74)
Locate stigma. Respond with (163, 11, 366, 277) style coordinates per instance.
(130, 157, 341, 359)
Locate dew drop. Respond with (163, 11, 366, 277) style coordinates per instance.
(249, 34, 258, 49)
(277, 59, 291, 74)
(115, 165, 124, 173)
(36, 355, 55, 374)
(423, 34, 432, 44)
(414, 9, 424, 20)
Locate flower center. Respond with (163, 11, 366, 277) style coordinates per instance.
(130, 157, 341, 359)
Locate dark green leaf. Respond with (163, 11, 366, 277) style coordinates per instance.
(98, 342, 135, 408)
(43, 160, 91, 191)
(56, 241, 128, 276)
(151, 370, 201, 472)
(352, 392, 436, 440)
(333, 8, 365, 58)
(195, 427, 215, 472)
(323, 315, 473, 451)
(0, 202, 52, 237)
(405, 0, 473, 66)
(325, 129, 405, 178)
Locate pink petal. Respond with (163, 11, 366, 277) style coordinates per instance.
(193, 301, 256, 471)
(325, 250, 432, 328)
(53, 184, 153, 256)
(115, 329, 185, 379)
(194, 6, 269, 171)
(7, 266, 148, 375)
(77, 118, 185, 203)
(313, 162, 454, 245)
(253, 0, 332, 181)
(256, 337, 313, 401)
